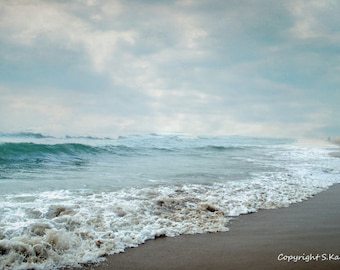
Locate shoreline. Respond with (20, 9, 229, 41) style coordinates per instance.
(76, 183, 340, 270)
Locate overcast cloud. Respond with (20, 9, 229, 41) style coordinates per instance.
(0, 0, 339, 138)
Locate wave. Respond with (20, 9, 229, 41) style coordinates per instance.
(0, 142, 179, 165)
(0, 143, 97, 168)
(0, 132, 54, 139)
(0, 132, 115, 141)
(1, 142, 98, 155)
(64, 135, 113, 140)
(0, 142, 242, 160)
(0, 143, 96, 166)
(0, 134, 294, 170)
(196, 145, 245, 151)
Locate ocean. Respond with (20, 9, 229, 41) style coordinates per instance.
(0, 132, 339, 269)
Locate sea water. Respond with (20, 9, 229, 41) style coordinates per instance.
(0, 132, 339, 269)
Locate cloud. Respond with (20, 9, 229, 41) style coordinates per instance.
(287, 0, 340, 40)
(0, 0, 339, 137)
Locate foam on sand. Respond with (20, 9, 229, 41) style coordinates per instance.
(0, 172, 338, 269)
(89, 184, 340, 270)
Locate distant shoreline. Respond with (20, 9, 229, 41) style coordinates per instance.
(330, 137, 340, 145)
(330, 137, 340, 158)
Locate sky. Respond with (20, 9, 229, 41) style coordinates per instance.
(0, 0, 339, 138)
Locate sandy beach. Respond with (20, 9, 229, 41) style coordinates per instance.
(75, 183, 340, 270)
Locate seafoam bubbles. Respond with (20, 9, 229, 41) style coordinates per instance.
(1, 165, 339, 270)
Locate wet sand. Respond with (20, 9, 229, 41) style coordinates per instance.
(79, 183, 340, 270)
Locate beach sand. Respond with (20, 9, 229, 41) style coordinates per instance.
(77, 183, 340, 270)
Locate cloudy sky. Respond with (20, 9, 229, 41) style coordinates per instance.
(0, 0, 339, 138)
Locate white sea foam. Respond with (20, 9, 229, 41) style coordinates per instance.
(1, 171, 339, 269)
